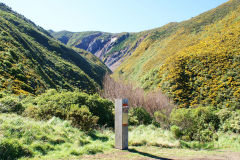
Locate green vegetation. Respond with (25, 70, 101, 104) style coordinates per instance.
(0, 87, 239, 159)
(0, 114, 239, 159)
(0, 88, 238, 159)
(0, 3, 110, 95)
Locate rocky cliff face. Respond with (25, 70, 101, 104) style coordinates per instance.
(51, 31, 147, 70)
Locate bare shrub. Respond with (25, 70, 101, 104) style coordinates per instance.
(101, 75, 174, 127)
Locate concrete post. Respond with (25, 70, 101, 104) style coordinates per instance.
(115, 99, 129, 150)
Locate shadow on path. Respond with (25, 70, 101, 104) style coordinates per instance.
(128, 148, 173, 160)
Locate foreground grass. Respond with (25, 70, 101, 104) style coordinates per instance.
(0, 114, 113, 159)
(0, 114, 239, 160)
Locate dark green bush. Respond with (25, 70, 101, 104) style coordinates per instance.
(0, 138, 32, 160)
(23, 89, 114, 130)
(129, 107, 152, 125)
(0, 96, 24, 114)
(86, 94, 114, 126)
(67, 105, 99, 131)
(170, 106, 219, 142)
(24, 102, 98, 131)
(154, 110, 171, 129)
(23, 105, 41, 119)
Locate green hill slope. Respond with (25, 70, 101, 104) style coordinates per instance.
(113, 0, 240, 108)
(0, 3, 110, 94)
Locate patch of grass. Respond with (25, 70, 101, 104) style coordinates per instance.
(214, 132, 240, 150)
(129, 125, 179, 148)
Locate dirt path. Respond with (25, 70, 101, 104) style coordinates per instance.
(81, 146, 240, 160)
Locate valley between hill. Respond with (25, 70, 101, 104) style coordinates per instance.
(0, 0, 240, 160)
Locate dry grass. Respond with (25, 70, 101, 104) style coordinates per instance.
(101, 75, 174, 116)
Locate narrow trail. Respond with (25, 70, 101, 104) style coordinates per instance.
(81, 147, 240, 160)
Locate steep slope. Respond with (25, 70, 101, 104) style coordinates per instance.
(0, 3, 110, 94)
(113, 0, 240, 108)
(51, 30, 148, 70)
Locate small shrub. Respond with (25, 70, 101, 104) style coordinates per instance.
(0, 138, 32, 160)
(217, 109, 240, 133)
(129, 107, 152, 125)
(70, 149, 82, 156)
(170, 125, 182, 139)
(154, 110, 171, 129)
(170, 106, 219, 142)
(26, 102, 67, 120)
(86, 94, 114, 126)
(23, 105, 41, 119)
(217, 108, 232, 124)
(67, 105, 99, 131)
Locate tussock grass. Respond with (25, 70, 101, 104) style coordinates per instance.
(214, 132, 240, 150)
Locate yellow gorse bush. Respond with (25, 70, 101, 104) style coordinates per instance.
(158, 7, 240, 108)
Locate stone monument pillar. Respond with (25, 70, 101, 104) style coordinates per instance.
(115, 98, 129, 150)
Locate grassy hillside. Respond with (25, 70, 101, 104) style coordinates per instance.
(0, 3, 110, 95)
(113, 0, 240, 108)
